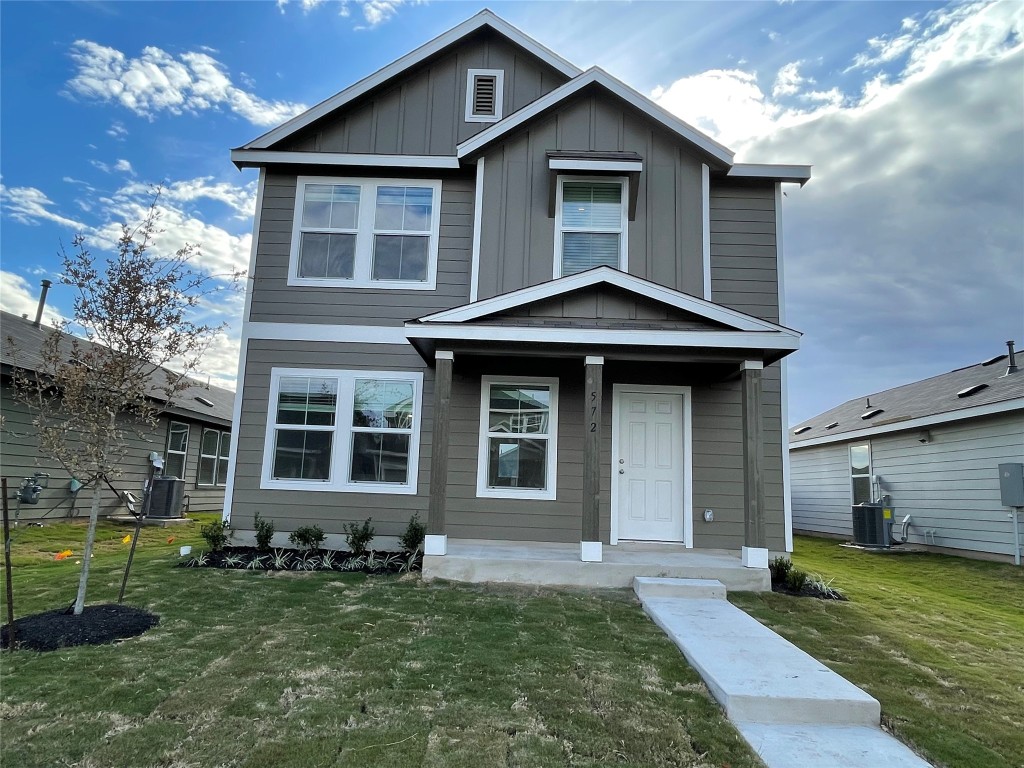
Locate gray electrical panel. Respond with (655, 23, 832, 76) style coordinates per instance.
(998, 463, 1024, 507)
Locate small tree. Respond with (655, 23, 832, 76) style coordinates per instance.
(11, 195, 241, 615)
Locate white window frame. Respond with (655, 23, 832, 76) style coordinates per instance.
(261, 367, 423, 494)
(197, 428, 230, 487)
(165, 421, 190, 480)
(288, 177, 442, 290)
(849, 442, 873, 505)
(552, 175, 629, 279)
(465, 68, 504, 123)
(476, 375, 559, 501)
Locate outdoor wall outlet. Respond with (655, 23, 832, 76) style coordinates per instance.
(703, 508, 714, 522)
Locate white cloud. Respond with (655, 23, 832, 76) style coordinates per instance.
(114, 159, 135, 175)
(772, 61, 812, 98)
(0, 184, 86, 229)
(276, 0, 414, 26)
(107, 121, 128, 140)
(64, 40, 307, 127)
(0, 271, 66, 325)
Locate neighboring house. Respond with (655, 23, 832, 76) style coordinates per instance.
(224, 10, 810, 567)
(789, 345, 1024, 563)
(1, 308, 235, 521)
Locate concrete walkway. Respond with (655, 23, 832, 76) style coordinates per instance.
(633, 577, 932, 768)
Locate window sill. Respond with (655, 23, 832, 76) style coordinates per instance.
(286, 276, 438, 291)
(477, 487, 556, 501)
(260, 478, 418, 495)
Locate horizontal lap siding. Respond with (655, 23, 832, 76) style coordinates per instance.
(791, 444, 853, 536)
(249, 174, 473, 325)
(709, 182, 780, 324)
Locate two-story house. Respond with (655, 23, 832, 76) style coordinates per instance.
(224, 10, 809, 581)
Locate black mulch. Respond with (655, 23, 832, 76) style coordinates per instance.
(1, 604, 159, 652)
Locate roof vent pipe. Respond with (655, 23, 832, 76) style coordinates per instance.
(1006, 340, 1019, 375)
(33, 279, 52, 328)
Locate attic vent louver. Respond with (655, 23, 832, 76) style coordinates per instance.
(861, 408, 884, 420)
(465, 69, 503, 122)
(793, 426, 811, 435)
(981, 354, 1007, 366)
(825, 421, 839, 429)
(956, 383, 988, 398)
(194, 396, 215, 407)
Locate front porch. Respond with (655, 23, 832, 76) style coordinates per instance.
(422, 538, 771, 591)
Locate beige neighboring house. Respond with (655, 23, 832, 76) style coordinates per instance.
(1, 308, 235, 521)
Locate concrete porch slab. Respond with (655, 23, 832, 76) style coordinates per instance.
(422, 539, 770, 591)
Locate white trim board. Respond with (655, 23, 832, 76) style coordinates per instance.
(457, 67, 734, 166)
(469, 157, 485, 302)
(790, 398, 1024, 449)
(610, 384, 693, 548)
(701, 163, 711, 300)
(240, 10, 580, 150)
(231, 151, 462, 169)
(548, 158, 642, 173)
(415, 266, 797, 334)
(728, 163, 811, 186)
(776, 182, 793, 553)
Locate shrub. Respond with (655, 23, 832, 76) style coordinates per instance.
(343, 518, 375, 556)
(768, 555, 792, 586)
(288, 525, 326, 551)
(254, 512, 275, 552)
(785, 567, 809, 593)
(399, 513, 425, 553)
(201, 520, 228, 552)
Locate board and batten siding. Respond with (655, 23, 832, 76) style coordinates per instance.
(791, 411, 1024, 559)
(709, 181, 779, 325)
(276, 30, 569, 156)
(476, 93, 706, 300)
(248, 173, 473, 325)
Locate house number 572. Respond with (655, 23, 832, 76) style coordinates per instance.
(589, 390, 598, 432)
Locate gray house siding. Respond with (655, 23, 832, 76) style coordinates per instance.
(248, 172, 474, 325)
(791, 411, 1024, 559)
(276, 30, 570, 156)
(475, 93, 706, 300)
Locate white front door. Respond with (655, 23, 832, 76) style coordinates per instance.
(615, 390, 686, 542)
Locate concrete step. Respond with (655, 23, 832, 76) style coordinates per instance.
(640, 597, 881, 726)
(735, 723, 932, 768)
(633, 577, 727, 600)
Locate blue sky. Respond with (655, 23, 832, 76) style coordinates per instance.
(1, 0, 1021, 424)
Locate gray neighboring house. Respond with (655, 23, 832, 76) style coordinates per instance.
(224, 10, 810, 568)
(1, 308, 235, 520)
(790, 347, 1024, 563)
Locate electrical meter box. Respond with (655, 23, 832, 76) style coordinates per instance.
(998, 463, 1024, 507)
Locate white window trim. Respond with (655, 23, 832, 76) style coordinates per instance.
(553, 175, 629, 279)
(260, 367, 423, 495)
(849, 442, 873, 506)
(288, 176, 442, 290)
(198, 428, 230, 488)
(477, 375, 559, 501)
(165, 421, 190, 480)
(465, 68, 504, 123)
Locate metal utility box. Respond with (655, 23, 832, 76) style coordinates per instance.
(998, 463, 1024, 507)
(149, 477, 186, 518)
(852, 501, 894, 548)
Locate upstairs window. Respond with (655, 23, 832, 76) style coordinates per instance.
(290, 177, 441, 290)
(465, 69, 504, 123)
(554, 177, 628, 277)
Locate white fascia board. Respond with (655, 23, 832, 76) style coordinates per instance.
(406, 323, 800, 351)
(728, 163, 812, 186)
(245, 322, 409, 344)
(457, 68, 734, 166)
(790, 398, 1024, 449)
(243, 10, 580, 150)
(231, 150, 461, 169)
(548, 158, 643, 173)
(417, 266, 794, 334)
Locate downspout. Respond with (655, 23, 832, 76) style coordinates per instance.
(33, 279, 52, 328)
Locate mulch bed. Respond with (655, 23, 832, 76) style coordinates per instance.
(1, 604, 159, 652)
(180, 546, 420, 574)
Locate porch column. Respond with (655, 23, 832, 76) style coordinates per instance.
(741, 360, 768, 568)
(581, 355, 604, 562)
(425, 350, 453, 556)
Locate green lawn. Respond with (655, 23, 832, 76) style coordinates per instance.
(1, 517, 758, 768)
(731, 535, 1024, 768)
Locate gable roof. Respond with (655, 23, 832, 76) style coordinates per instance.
(1, 311, 234, 426)
(790, 350, 1024, 448)
(239, 10, 581, 152)
(456, 67, 734, 167)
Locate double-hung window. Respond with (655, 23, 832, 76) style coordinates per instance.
(290, 177, 442, 289)
(477, 376, 558, 500)
(262, 368, 422, 494)
(850, 443, 872, 505)
(165, 421, 189, 480)
(198, 428, 231, 487)
(554, 176, 628, 278)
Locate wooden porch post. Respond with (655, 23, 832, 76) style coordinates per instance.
(581, 355, 604, 562)
(425, 350, 453, 556)
(741, 360, 768, 568)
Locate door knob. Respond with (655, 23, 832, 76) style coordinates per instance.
(619, 469, 624, 474)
